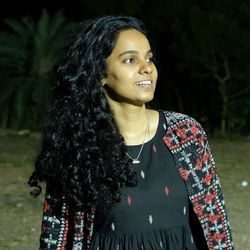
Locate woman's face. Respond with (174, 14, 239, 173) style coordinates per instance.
(102, 29, 158, 106)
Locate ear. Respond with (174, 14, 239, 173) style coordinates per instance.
(101, 78, 107, 87)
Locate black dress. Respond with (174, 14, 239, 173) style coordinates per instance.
(90, 111, 197, 250)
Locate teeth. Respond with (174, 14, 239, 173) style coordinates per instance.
(136, 80, 152, 86)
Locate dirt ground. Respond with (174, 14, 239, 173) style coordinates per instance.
(0, 132, 249, 249)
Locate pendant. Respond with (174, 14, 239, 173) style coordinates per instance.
(132, 159, 140, 164)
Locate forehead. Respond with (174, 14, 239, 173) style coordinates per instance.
(111, 29, 151, 54)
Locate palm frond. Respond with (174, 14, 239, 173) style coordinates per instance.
(0, 9, 77, 129)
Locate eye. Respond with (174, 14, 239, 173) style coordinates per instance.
(146, 56, 155, 63)
(123, 57, 135, 64)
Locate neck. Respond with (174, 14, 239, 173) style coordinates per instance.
(108, 100, 149, 145)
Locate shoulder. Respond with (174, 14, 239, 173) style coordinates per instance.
(160, 110, 202, 128)
(161, 111, 210, 166)
(160, 110, 208, 144)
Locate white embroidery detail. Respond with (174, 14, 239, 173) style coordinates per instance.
(73, 243, 83, 250)
(111, 222, 115, 231)
(149, 214, 153, 224)
(163, 123, 167, 130)
(160, 240, 163, 248)
(183, 206, 186, 215)
(191, 235, 194, 243)
(141, 170, 145, 179)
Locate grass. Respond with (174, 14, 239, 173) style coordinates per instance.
(0, 134, 44, 250)
(0, 132, 249, 249)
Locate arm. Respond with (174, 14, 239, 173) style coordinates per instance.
(195, 126, 234, 250)
(39, 187, 70, 249)
(39, 186, 95, 250)
(162, 111, 234, 249)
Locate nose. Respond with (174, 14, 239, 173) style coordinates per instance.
(139, 61, 153, 75)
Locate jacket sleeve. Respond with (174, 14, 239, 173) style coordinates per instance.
(195, 125, 234, 250)
(162, 111, 234, 249)
(39, 187, 71, 250)
(39, 186, 95, 250)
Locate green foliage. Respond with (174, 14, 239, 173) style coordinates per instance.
(0, 9, 75, 129)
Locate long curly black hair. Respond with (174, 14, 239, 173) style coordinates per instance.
(28, 16, 147, 212)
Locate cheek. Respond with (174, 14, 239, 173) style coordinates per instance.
(105, 72, 118, 87)
(155, 72, 158, 82)
(109, 69, 133, 85)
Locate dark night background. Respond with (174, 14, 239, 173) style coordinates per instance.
(0, 0, 250, 136)
(0, 1, 82, 21)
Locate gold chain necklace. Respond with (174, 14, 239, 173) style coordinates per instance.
(126, 111, 150, 164)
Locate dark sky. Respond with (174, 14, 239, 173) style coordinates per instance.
(0, 0, 85, 21)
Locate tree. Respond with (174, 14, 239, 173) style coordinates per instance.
(0, 9, 75, 129)
(168, 2, 250, 135)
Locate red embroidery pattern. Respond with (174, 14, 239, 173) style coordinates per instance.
(164, 186, 170, 196)
(179, 168, 190, 181)
(127, 195, 132, 205)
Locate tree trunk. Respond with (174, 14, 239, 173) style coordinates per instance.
(0, 108, 9, 129)
(207, 52, 230, 136)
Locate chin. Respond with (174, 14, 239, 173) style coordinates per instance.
(135, 96, 154, 106)
(140, 94, 154, 102)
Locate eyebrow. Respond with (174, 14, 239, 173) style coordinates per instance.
(118, 49, 153, 58)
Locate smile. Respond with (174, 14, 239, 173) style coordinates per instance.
(136, 80, 152, 86)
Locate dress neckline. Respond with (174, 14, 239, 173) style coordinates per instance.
(127, 110, 164, 148)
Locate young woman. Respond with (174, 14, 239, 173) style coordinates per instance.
(29, 15, 234, 250)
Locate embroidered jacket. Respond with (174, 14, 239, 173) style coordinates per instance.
(39, 111, 234, 250)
